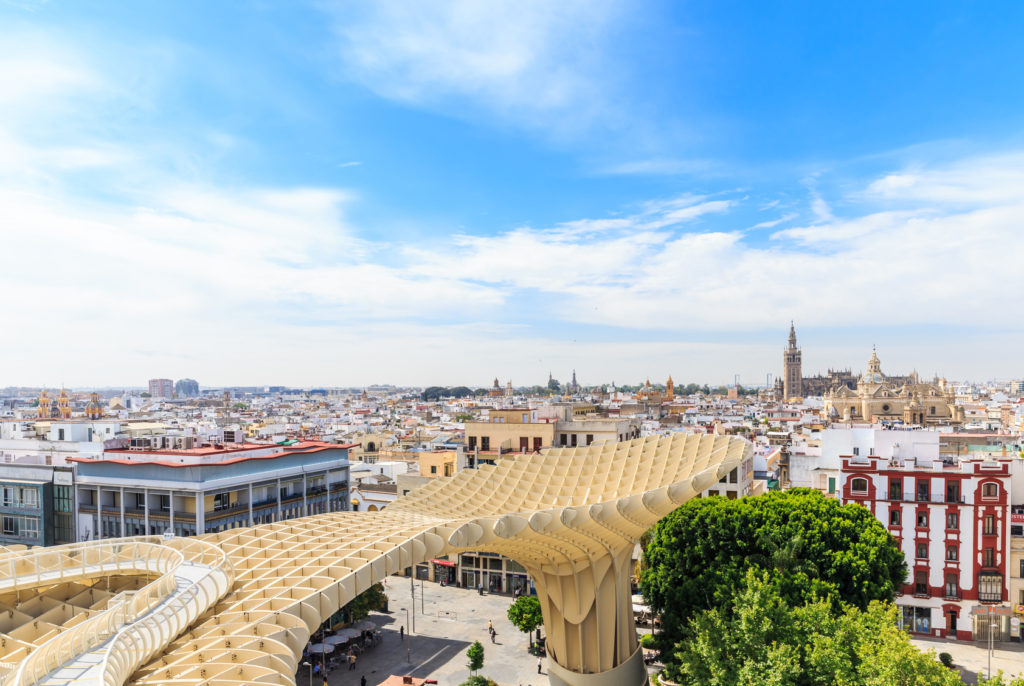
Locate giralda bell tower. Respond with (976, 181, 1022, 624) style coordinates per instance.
(783, 321, 802, 399)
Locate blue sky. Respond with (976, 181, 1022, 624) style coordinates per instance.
(2, 1, 1023, 387)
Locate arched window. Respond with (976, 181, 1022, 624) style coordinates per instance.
(982, 483, 999, 500)
(851, 477, 868, 494)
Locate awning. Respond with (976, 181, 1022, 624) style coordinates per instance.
(350, 498, 360, 505)
(431, 559, 456, 567)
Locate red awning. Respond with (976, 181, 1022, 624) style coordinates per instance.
(431, 559, 456, 567)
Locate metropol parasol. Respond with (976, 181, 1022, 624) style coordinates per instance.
(0, 432, 750, 686)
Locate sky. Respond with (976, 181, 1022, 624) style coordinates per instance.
(2, 1, 1023, 388)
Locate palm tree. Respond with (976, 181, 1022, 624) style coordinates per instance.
(745, 530, 818, 578)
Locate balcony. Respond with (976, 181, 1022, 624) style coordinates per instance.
(885, 492, 965, 505)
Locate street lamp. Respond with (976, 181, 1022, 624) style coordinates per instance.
(301, 660, 312, 686)
(399, 606, 412, 663)
(988, 621, 999, 679)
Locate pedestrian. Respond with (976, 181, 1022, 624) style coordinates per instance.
(361, 677, 367, 686)
(487, 620, 493, 633)
(400, 625, 404, 641)
(349, 653, 357, 671)
(538, 657, 543, 674)
(490, 629, 496, 644)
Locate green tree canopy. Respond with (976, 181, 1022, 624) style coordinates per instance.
(343, 583, 387, 623)
(466, 640, 484, 675)
(640, 490, 905, 660)
(670, 569, 959, 685)
(506, 595, 543, 636)
(459, 677, 497, 686)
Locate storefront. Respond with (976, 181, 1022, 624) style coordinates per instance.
(972, 605, 1013, 642)
(431, 558, 456, 585)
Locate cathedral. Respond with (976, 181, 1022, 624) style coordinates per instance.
(779, 324, 914, 398)
(823, 350, 963, 425)
(777, 324, 962, 425)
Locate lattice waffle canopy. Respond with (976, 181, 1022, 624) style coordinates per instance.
(0, 432, 751, 686)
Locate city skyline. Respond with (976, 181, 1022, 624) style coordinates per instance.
(2, 3, 1024, 386)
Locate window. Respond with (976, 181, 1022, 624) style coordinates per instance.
(851, 477, 868, 494)
(481, 437, 490, 451)
(57, 428, 65, 441)
(914, 570, 928, 595)
(946, 545, 958, 561)
(54, 486, 73, 513)
(570, 434, 578, 447)
(917, 511, 929, 528)
(945, 481, 960, 504)
(159, 495, 170, 511)
(213, 493, 230, 511)
(946, 512, 959, 530)
(586, 434, 594, 446)
(983, 547, 995, 568)
(890, 509, 901, 526)
(916, 543, 928, 559)
(468, 436, 477, 449)
(429, 465, 437, 474)
(916, 480, 930, 502)
(1019, 559, 1024, 578)
(944, 573, 959, 598)
(984, 514, 996, 536)
(135, 493, 146, 510)
(853, 447, 860, 456)
(729, 468, 738, 484)
(982, 483, 999, 500)
(889, 479, 902, 500)
(901, 606, 931, 633)
(978, 573, 1002, 602)
(521, 414, 528, 423)
(1013, 524, 1024, 537)
(930, 406, 936, 415)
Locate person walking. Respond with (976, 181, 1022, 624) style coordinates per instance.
(538, 657, 543, 674)
(361, 677, 367, 686)
(487, 620, 493, 633)
(349, 653, 357, 671)
(490, 628, 496, 644)
(400, 625, 404, 641)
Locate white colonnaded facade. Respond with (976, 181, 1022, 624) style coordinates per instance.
(0, 432, 751, 686)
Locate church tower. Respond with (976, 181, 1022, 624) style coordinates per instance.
(783, 322, 803, 399)
(665, 375, 675, 401)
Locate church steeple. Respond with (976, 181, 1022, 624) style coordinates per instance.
(783, 322, 803, 399)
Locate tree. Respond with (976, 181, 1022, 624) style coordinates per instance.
(507, 595, 543, 649)
(466, 640, 484, 675)
(670, 569, 960, 685)
(980, 674, 1024, 686)
(343, 583, 387, 623)
(547, 377, 561, 392)
(455, 413, 474, 423)
(459, 677, 497, 686)
(640, 490, 905, 663)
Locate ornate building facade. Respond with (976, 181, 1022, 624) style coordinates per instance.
(778, 324, 917, 398)
(824, 349, 963, 425)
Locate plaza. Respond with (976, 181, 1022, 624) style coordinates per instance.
(302, 583, 556, 686)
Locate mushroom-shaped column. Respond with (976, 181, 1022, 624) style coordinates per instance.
(450, 465, 725, 686)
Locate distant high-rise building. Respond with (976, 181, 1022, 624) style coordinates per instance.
(148, 378, 173, 398)
(783, 322, 802, 399)
(174, 378, 200, 397)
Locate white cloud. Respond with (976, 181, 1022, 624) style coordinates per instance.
(317, 0, 624, 133)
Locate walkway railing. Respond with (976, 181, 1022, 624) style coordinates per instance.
(0, 536, 233, 686)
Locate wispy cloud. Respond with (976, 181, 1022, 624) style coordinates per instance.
(316, 0, 625, 136)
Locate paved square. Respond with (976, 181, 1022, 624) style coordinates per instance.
(303, 580, 549, 686)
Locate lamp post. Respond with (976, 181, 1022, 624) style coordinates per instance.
(301, 660, 311, 686)
(421, 575, 425, 615)
(989, 621, 998, 679)
(400, 606, 412, 663)
(410, 573, 416, 633)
